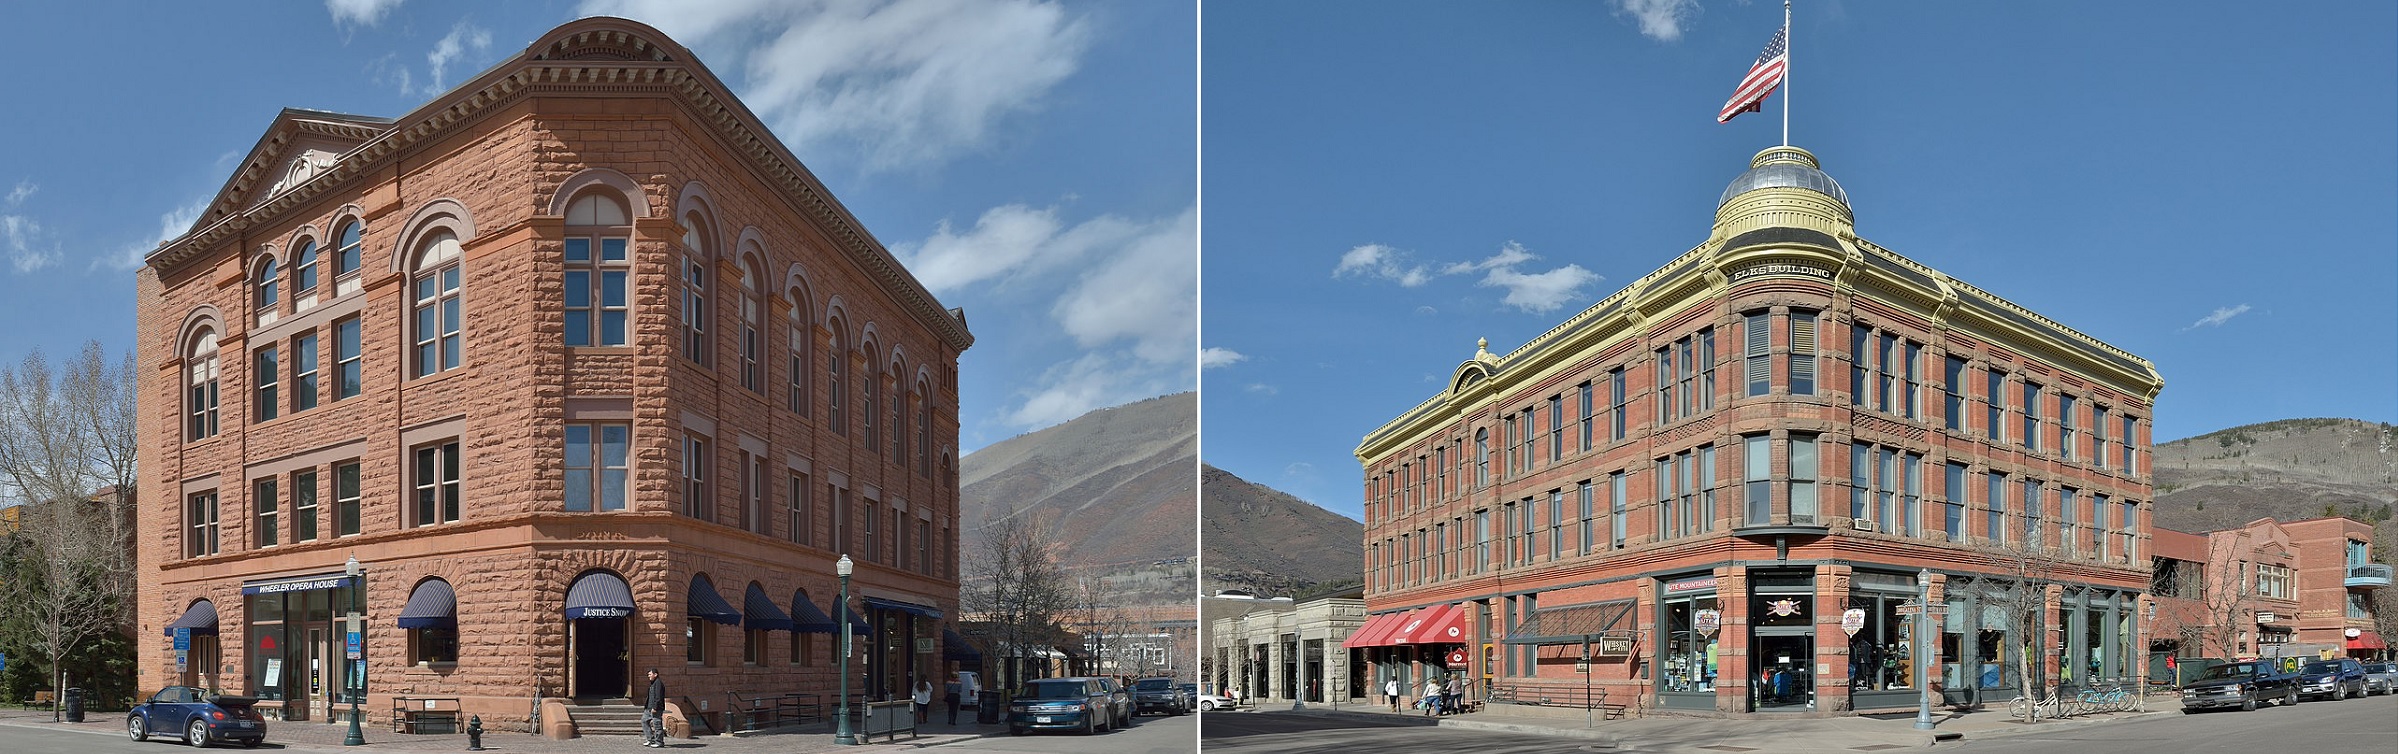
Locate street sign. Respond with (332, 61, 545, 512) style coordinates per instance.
(1895, 603, 1941, 616)
(1575, 660, 1590, 673)
(345, 630, 363, 661)
(173, 627, 192, 652)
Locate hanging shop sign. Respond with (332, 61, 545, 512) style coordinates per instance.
(1447, 649, 1469, 664)
(1596, 636, 1634, 656)
(1840, 608, 1866, 637)
(1693, 609, 1721, 637)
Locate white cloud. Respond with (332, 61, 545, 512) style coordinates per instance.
(1437, 242, 1534, 275)
(1245, 383, 1278, 396)
(1003, 351, 1180, 430)
(1333, 243, 1432, 287)
(1478, 260, 1601, 313)
(1612, 0, 1701, 42)
(1283, 462, 1314, 477)
(2, 215, 57, 273)
(891, 203, 1143, 293)
(424, 21, 493, 94)
(2182, 304, 2252, 331)
(326, 0, 406, 28)
(1413, 305, 1438, 316)
(1200, 347, 1247, 369)
(582, 0, 1090, 170)
(111, 197, 209, 271)
(1050, 208, 1196, 364)
(5, 180, 33, 206)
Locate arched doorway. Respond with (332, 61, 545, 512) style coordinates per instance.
(564, 571, 635, 699)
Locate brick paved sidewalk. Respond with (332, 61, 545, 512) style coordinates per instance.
(0, 707, 1004, 752)
(1265, 698, 2176, 752)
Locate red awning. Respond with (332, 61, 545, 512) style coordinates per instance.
(2346, 631, 2386, 650)
(1392, 604, 1468, 645)
(1344, 612, 1406, 648)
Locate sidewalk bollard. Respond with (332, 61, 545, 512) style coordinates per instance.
(466, 715, 483, 751)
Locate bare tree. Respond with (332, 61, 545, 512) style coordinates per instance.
(0, 343, 140, 717)
(961, 508, 1071, 694)
(1965, 533, 2072, 722)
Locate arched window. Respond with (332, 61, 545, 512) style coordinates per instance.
(915, 379, 932, 477)
(738, 255, 763, 392)
(862, 344, 880, 454)
(681, 212, 711, 366)
(411, 231, 463, 378)
(186, 329, 220, 441)
(565, 193, 632, 347)
(334, 220, 364, 279)
(891, 362, 906, 461)
(828, 324, 847, 434)
(255, 258, 280, 315)
(787, 288, 810, 417)
(291, 238, 319, 299)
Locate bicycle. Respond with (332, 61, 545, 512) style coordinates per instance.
(2007, 688, 2069, 720)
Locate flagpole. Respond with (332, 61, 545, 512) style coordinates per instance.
(1782, 0, 1791, 147)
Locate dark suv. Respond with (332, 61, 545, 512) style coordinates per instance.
(1007, 677, 1118, 735)
(1132, 677, 1189, 716)
(2295, 658, 2369, 701)
(2180, 660, 2298, 712)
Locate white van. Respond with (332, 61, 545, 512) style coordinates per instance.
(956, 671, 982, 708)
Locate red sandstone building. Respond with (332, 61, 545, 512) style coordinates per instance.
(1352, 146, 2164, 715)
(135, 18, 970, 735)
(2151, 517, 2390, 664)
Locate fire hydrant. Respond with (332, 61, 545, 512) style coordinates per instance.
(466, 715, 484, 751)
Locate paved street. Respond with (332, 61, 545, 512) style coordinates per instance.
(1200, 709, 1570, 754)
(1948, 693, 2396, 754)
(933, 711, 1193, 753)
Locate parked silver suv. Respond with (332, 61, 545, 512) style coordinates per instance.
(2364, 661, 2398, 696)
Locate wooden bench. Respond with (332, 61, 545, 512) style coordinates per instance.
(390, 696, 462, 734)
(20, 691, 54, 710)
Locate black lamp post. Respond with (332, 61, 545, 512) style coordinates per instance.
(834, 555, 858, 746)
(344, 556, 366, 746)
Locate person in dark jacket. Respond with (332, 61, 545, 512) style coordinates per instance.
(643, 669, 666, 748)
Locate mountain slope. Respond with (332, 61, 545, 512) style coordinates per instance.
(2151, 418, 2396, 539)
(958, 393, 1194, 602)
(1201, 464, 1363, 596)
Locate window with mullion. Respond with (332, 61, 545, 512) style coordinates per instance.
(1578, 481, 1594, 553)
(683, 435, 709, 519)
(789, 472, 812, 546)
(916, 382, 932, 476)
(1785, 315, 1812, 395)
(1548, 395, 1563, 462)
(1744, 313, 1770, 397)
(334, 220, 363, 278)
(863, 364, 881, 455)
(1745, 435, 1772, 526)
(1943, 356, 1967, 431)
(564, 235, 631, 347)
(186, 491, 219, 558)
(254, 478, 279, 548)
(336, 462, 360, 536)
(1608, 368, 1628, 441)
(1943, 462, 1967, 542)
(2022, 382, 2041, 451)
(1578, 382, 1594, 451)
(1985, 370, 2005, 442)
(255, 346, 280, 422)
(335, 318, 361, 400)
(1474, 428, 1490, 488)
(412, 261, 461, 377)
(787, 314, 810, 416)
(292, 239, 319, 297)
(565, 423, 631, 512)
(1985, 472, 2008, 544)
(2093, 407, 2111, 470)
(739, 278, 762, 392)
(1610, 471, 1627, 548)
(189, 335, 220, 441)
(1790, 435, 1817, 524)
(2059, 395, 2079, 460)
(828, 335, 847, 433)
(292, 469, 318, 542)
(292, 332, 318, 412)
(412, 441, 461, 526)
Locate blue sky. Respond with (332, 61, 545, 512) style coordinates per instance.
(0, 0, 1193, 454)
(1200, 0, 2398, 521)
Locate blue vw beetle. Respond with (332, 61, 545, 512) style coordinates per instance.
(128, 686, 266, 748)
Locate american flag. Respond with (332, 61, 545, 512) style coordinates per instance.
(1718, 25, 1788, 123)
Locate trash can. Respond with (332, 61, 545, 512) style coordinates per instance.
(976, 691, 1001, 724)
(63, 687, 84, 723)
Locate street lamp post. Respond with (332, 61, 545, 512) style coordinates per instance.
(1914, 568, 1935, 731)
(344, 556, 366, 746)
(834, 555, 857, 746)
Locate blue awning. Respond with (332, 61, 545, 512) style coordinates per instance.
(163, 600, 219, 637)
(564, 572, 635, 620)
(864, 596, 943, 619)
(790, 591, 838, 634)
(687, 575, 741, 625)
(743, 582, 793, 631)
(836, 601, 873, 636)
(944, 629, 981, 662)
(396, 579, 457, 629)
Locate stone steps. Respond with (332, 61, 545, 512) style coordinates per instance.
(567, 699, 645, 736)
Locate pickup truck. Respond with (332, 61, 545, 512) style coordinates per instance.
(2181, 660, 2299, 712)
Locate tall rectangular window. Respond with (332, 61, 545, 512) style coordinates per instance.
(2059, 395, 2079, 460)
(293, 469, 318, 542)
(1578, 382, 1594, 451)
(1788, 313, 1816, 395)
(2022, 382, 2041, 451)
(1519, 407, 1536, 471)
(2022, 478, 2041, 546)
(1877, 334, 1898, 413)
(1850, 442, 1871, 523)
(1745, 435, 1771, 525)
(1986, 369, 2005, 441)
(1609, 471, 1627, 548)
(789, 473, 812, 546)
(1877, 447, 1896, 527)
(1902, 342, 1921, 418)
(683, 435, 709, 519)
(254, 478, 278, 548)
(1986, 472, 2007, 544)
(2090, 491, 2107, 557)
(334, 317, 362, 400)
(1699, 445, 1720, 530)
(1943, 356, 1967, 431)
(1609, 368, 1628, 440)
(2121, 416, 2137, 472)
(1502, 416, 1516, 477)
(1518, 498, 1535, 563)
(1655, 457, 1677, 540)
(1943, 462, 1967, 542)
(682, 259, 709, 365)
(1475, 508, 1491, 571)
(1900, 452, 1921, 537)
(2118, 499, 2136, 559)
(185, 491, 219, 558)
(1786, 435, 1814, 525)
(1744, 313, 1771, 397)
(1657, 345, 1676, 423)
(1850, 324, 1870, 406)
(1434, 446, 1447, 502)
(2059, 487, 2079, 556)
(1548, 396, 1563, 461)
(1432, 523, 1446, 579)
(292, 332, 319, 412)
(412, 440, 462, 526)
(1547, 491, 1563, 559)
(2093, 407, 2111, 470)
(255, 346, 279, 422)
(565, 237, 631, 347)
(1475, 429, 1490, 489)
(1578, 481, 1595, 554)
(566, 424, 631, 511)
(335, 462, 361, 537)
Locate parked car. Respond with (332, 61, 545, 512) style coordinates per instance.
(1092, 677, 1134, 728)
(2360, 661, 2398, 696)
(2180, 660, 2298, 712)
(128, 686, 266, 748)
(1007, 677, 1119, 735)
(2295, 658, 2369, 701)
(1193, 691, 1233, 711)
(1131, 677, 1189, 715)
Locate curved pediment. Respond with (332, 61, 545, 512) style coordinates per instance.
(529, 17, 679, 63)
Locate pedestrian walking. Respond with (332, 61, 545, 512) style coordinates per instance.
(1421, 677, 1441, 716)
(1444, 675, 1461, 716)
(944, 673, 963, 726)
(1385, 678, 1400, 711)
(641, 668, 666, 748)
(913, 680, 933, 724)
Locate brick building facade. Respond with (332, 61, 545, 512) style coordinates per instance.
(135, 18, 970, 735)
(1352, 146, 2165, 716)
(2149, 516, 2388, 666)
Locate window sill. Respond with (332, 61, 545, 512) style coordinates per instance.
(403, 663, 459, 677)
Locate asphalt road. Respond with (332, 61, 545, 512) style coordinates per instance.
(936, 708, 1196, 753)
(1948, 692, 2397, 754)
(1199, 710, 1586, 754)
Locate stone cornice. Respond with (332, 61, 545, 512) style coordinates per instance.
(145, 17, 972, 354)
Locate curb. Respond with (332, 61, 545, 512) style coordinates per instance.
(1949, 709, 2177, 741)
(0, 718, 125, 739)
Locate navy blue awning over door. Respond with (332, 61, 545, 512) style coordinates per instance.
(742, 582, 793, 631)
(396, 579, 457, 629)
(687, 575, 741, 625)
(564, 571, 635, 620)
(836, 601, 872, 636)
(943, 629, 981, 662)
(864, 596, 943, 619)
(163, 600, 219, 636)
(790, 591, 838, 634)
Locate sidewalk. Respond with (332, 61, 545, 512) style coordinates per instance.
(1254, 698, 2176, 751)
(0, 707, 1007, 752)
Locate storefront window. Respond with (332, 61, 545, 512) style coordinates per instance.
(410, 625, 459, 664)
(1662, 596, 1720, 693)
(1846, 593, 1914, 692)
(243, 581, 361, 720)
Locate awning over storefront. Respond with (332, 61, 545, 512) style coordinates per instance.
(396, 579, 457, 629)
(790, 591, 839, 634)
(564, 571, 635, 620)
(1391, 604, 1466, 645)
(162, 599, 219, 637)
(687, 575, 742, 625)
(864, 596, 944, 619)
(743, 582, 793, 631)
(1343, 612, 1405, 648)
(944, 629, 982, 662)
(1504, 599, 1636, 645)
(836, 600, 873, 636)
(2347, 631, 2386, 651)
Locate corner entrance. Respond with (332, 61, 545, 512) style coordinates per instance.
(571, 617, 629, 699)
